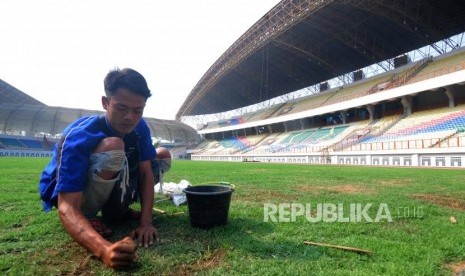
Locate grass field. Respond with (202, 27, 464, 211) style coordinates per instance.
(1, 158, 465, 275)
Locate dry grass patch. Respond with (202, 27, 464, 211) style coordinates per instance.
(374, 178, 413, 187)
(169, 249, 227, 275)
(293, 184, 375, 195)
(247, 169, 271, 173)
(238, 189, 298, 203)
(445, 261, 465, 275)
(414, 194, 465, 210)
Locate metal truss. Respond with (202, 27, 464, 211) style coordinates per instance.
(180, 32, 465, 128)
(177, 0, 334, 119)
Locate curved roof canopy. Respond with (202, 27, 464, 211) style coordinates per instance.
(177, 0, 465, 119)
(0, 79, 198, 143)
(0, 79, 45, 106)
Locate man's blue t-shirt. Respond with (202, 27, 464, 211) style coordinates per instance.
(38, 115, 156, 211)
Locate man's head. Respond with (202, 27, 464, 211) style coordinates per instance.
(104, 68, 151, 99)
(102, 68, 151, 136)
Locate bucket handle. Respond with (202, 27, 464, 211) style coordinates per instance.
(198, 181, 235, 191)
(220, 182, 235, 191)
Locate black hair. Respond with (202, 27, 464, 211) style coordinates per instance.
(104, 68, 152, 99)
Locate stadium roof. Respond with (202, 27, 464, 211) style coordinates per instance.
(0, 79, 45, 106)
(0, 80, 198, 143)
(0, 103, 198, 143)
(177, 0, 465, 119)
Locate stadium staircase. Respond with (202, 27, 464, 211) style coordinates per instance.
(191, 140, 216, 155)
(327, 115, 403, 152)
(368, 114, 405, 137)
(225, 136, 250, 154)
(41, 136, 53, 151)
(246, 133, 284, 154)
(318, 88, 343, 107)
(430, 129, 460, 148)
(238, 134, 272, 154)
(263, 103, 287, 119)
(365, 57, 432, 95)
(320, 148, 330, 163)
(384, 56, 433, 90)
(407, 50, 465, 85)
(259, 125, 349, 154)
(326, 127, 370, 152)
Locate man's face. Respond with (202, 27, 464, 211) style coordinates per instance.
(102, 88, 146, 136)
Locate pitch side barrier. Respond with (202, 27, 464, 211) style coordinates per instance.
(192, 143, 465, 168)
(0, 149, 53, 158)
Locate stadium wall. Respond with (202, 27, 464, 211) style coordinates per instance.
(191, 149, 465, 168)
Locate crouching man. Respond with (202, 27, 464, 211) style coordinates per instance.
(38, 68, 171, 269)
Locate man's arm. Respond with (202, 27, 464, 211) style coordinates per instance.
(131, 160, 159, 247)
(58, 192, 137, 268)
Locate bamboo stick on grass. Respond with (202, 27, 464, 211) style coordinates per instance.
(152, 207, 166, 214)
(303, 241, 373, 254)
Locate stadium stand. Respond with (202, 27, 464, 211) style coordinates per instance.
(193, 96, 465, 167)
(363, 106, 465, 142)
(181, 1, 465, 168)
(195, 53, 444, 131)
(186, 27, 465, 166)
(0, 79, 200, 159)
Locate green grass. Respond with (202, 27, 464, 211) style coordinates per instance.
(1, 158, 465, 275)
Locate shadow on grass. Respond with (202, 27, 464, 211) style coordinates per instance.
(67, 207, 322, 274)
(219, 217, 322, 261)
(152, 215, 323, 274)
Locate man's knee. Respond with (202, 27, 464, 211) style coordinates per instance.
(92, 137, 126, 180)
(156, 147, 171, 159)
(94, 137, 124, 153)
(154, 147, 171, 171)
(152, 147, 172, 183)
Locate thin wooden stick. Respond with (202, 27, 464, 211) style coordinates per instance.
(303, 241, 373, 254)
(169, 211, 185, 216)
(152, 207, 166, 214)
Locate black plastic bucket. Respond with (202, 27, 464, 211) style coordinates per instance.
(183, 184, 234, 229)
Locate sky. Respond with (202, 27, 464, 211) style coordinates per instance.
(0, 0, 281, 120)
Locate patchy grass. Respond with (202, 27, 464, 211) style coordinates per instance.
(414, 194, 465, 211)
(446, 261, 465, 276)
(1, 158, 465, 275)
(293, 184, 375, 195)
(168, 249, 228, 275)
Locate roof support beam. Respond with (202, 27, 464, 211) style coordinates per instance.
(177, 0, 334, 119)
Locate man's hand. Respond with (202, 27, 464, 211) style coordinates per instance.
(136, 160, 159, 248)
(130, 224, 159, 248)
(101, 236, 137, 269)
(58, 192, 138, 269)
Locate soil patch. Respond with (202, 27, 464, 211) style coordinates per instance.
(414, 194, 465, 210)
